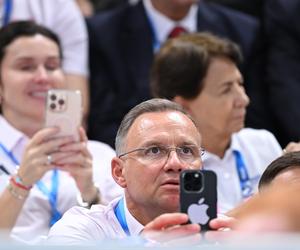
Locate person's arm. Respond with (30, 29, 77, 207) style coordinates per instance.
(47, 206, 102, 245)
(0, 184, 29, 229)
(0, 127, 72, 230)
(54, 127, 100, 206)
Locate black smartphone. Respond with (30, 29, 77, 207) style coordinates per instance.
(180, 169, 217, 231)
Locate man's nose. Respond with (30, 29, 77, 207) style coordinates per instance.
(163, 150, 186, 172)
(33, 66, 49, 84)
(235, 85, 250, 108)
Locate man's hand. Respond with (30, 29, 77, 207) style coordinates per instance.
(141, 213, 200, 245)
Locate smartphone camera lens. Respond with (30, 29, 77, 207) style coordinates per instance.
(183, 172, 202, 192)
(50, 103, 56, 110)
(50, 94, 56, 101)
(58, 99, 65, 106)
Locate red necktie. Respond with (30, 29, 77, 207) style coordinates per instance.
(168, 26, 188, 38)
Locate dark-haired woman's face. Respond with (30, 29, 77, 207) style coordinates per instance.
(184, 57, 249, 139)
(0, 34, 65, 122)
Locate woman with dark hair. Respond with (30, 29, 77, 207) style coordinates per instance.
(0, 21, 122, 243)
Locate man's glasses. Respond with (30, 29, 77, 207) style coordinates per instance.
(118, 145, 205, 165)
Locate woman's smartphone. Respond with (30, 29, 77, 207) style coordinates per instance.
(44, 89, 82, 141)
(180, 169, 217, 231)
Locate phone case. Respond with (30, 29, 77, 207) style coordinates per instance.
(44, 89, 82, 141)
(180, 169, 217, 231)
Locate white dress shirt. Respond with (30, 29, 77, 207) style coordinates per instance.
(47, 197, 144, 245)
(143, 0, 198, 51)
(0, 115, 123, 243)
(203, 128, 282, 213)
(0, 0, 88, 77)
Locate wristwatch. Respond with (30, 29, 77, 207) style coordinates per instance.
(77, 185, 101, 208)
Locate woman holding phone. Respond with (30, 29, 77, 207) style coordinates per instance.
(0, 21, 122, 243)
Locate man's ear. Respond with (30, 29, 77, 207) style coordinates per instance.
(173, 95, 192, 113)
(111, 157, 127, 188)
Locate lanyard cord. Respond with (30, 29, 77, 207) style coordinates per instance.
(114, 198, 131, 236)
(0, 142, 61, 226)
(233, 150, 253, 199)
(3, 0, 12, 26)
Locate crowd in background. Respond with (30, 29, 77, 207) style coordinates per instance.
(1, 0, 300, 246)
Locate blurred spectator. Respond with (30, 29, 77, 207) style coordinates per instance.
(206, 0, 263, 18)
(0, 21, 122, 243)
(259, 151, 300, 190)
(0, 0, 90, 126)
(150, 33, 282, 213)
(76, 0, 95, 17)
(227, 152, 300, 232)
(87, 0, 263, 148)
(264, 0, 300, 147)
(91, 0, 128, 12)
(47, 99, 232, 244)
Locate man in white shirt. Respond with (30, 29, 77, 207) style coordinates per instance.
(48, 99, 233, 244)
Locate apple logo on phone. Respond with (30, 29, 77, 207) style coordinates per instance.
(187, 198, 210, 225)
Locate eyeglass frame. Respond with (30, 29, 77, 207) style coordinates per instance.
(118, 145, 205, 164)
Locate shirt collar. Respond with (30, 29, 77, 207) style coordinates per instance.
(203, 133, 243, 162)
(0, 115, 27, 152)
(143, 0, 198, 45)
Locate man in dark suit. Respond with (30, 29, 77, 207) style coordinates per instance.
(87, 0, 264, 147)
(264, 0, 300, 147)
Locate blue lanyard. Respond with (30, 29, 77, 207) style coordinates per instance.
(233, 150, 253, 199)
(3, 0, 12, 26)
(0, 142, 61, 226)
(114, 198, 130, 236)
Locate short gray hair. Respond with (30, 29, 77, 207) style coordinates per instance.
(115, 98, 197, 156)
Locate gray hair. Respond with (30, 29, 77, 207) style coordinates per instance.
(115, 98, 197, 156)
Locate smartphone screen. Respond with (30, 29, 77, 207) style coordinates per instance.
(180, 169, 217, 231)
(44, 89, 82, 141)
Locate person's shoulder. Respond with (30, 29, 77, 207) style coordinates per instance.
(47, 204, 110, 244)
(87, 2, 134, 28)
(59, 204, 108, 224)
(234, 128, 280, 148)
(198, 1, 258, 25)
(87, 140, 115, 155)
(235, 128, 276, 140)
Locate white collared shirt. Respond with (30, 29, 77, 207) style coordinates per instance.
(143, 0, 198, 50)
(0, 115, 123, 243)
(0, 0, 88, 77)
(47, 197, 144, 244)
(203, 128, 282, 213)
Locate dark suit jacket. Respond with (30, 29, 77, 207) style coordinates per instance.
(264, 0, 300, 147)
(87, 0, 264, 147)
